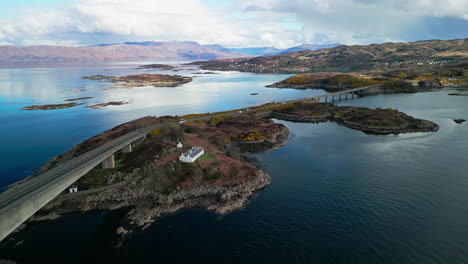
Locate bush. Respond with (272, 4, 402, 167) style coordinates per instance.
(184, 127, 194, 133)
(229, 167, 238, 178)
(235, 131, 264, 142)
(148, 128, 162, 139)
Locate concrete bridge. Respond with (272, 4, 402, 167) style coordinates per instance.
(0, 125, 158, 241)
(288, 84, 383, 104)
(0, 84, 379, 241)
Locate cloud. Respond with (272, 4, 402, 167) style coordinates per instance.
(0, 0, 466, 48)
(240, 0, 468, 44)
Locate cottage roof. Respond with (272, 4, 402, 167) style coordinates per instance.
(182, 147, 204, 158)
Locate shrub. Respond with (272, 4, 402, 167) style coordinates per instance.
(229, 167, 238, 178)
(209, 115, 231, 126)
(236, 131, 264, 142)
(148, 128, 162, 139)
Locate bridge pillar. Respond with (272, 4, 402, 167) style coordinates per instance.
(345, 93, 348, 100)
(332, 96, 335, 103)
(325, 96, 327, 102)
(352, 92, 354, 98)
(122, 144, 132, 153)
(102, 154, 115, 169)
(339, 94, 341, 100)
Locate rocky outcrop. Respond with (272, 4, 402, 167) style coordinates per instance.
(20, 102, 83, 110)
(32, 167, 271, 244)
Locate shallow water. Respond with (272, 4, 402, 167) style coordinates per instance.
(0, 66, 467, 263)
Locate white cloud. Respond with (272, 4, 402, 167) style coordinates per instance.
(0, 0, 466, 48)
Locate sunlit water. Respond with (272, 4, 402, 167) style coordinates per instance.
(0, 64, 467, 263)
(0, 62, 321, 188)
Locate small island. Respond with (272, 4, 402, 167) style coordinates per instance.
(82, 74, 193, 90)
(21, 102, 83, 110)
(64, 97, 93, 102)
(269, 102, 439, 134)
(136, 64, 175, 70)
(192, 72, 218, 75)
(86, 101, 128, 109)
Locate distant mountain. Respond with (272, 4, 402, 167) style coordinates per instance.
(0, 41, 245, 63)
(230, 47, 282, 56)
(194, 38, 468, 73)
(278, 44, 341, 55)
(231, 44, 341, 56)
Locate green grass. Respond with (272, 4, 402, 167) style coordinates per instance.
(197, 152, 215, 164)
(79, 159, 122, 189)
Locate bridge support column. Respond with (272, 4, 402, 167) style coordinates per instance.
(122, 144, 132, 153)
(325, 97, 327, 102)
(352, 92, 354, 98)
(339, 94, 341, 100)
(102, 154, 115, 169)
(345, 93, 348, 100)
(332, 96, 335, 103)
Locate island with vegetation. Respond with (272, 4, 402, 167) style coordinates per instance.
(136, 64, 175, 70)
(20, 102, 83, 110)
(269, 102, 439, 134)
(64, 97, 93, 102)
(82, 73, 193, 90)
(86, 101, 128, 109)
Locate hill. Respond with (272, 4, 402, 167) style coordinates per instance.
(193, 38, 468, 73)
(277, 44, 341, 55)
(0, 41, 245, 63)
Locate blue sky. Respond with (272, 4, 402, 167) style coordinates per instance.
(0, 0, 466, 47)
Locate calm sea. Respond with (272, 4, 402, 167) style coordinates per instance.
(0, 63, 467, 263)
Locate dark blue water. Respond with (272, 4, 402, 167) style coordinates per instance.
(1, 65, 467, 263)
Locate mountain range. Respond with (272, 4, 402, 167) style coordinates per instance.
(0, 41, 342, 63)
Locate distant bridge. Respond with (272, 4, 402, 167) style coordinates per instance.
(0, 83, 379, 241)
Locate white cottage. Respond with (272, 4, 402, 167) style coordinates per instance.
(179, 146, 204, 163)
(176, 140, 183, 148)
(69, 185, 78, 193)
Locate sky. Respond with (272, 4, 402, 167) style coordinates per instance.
(0, 0, 466, 48)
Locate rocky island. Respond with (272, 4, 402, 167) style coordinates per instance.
(83, 74, 193, 90)
(20, 102, 83, 110)
(64, 97, 93, 102)
(269, 102, 439, 134)
(136, 64, 175, 70)
(86, 101, 128, 109)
